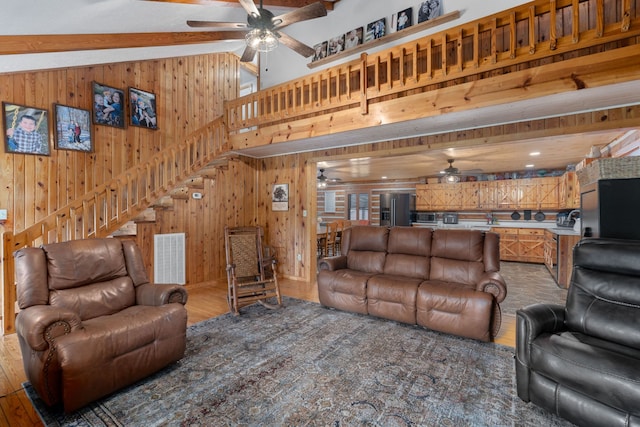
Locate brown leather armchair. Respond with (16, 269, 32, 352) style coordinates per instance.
(14, 238, 188, 413)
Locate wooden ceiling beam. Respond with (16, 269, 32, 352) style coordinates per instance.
(0, 32, 246, 55)
(143, 0, 338, 10)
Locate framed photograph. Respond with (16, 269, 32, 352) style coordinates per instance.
(3, 102, 50, 156)
(92, 82, 125, 128)
(393, 7, 413, 32)
(129, 87, 158, 129)
(272, 183, 289, 211)
(54, 104, 92, 152)
(418, 0, 442, 23)
(344, 27, 363, 49)
(365, 18, 386, 43)
(313, 41, 328, 61)
(328, 34, 345, 56)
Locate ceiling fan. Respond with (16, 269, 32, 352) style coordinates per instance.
(317, 168, 341, 187)
(186, 0, 327, 62)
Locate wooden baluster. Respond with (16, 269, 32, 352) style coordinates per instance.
(572, 0, 580, 43)
(427, 38, 433, 78)
(552, 0, 558, 53)
(412, 42, 419, 82)
(441, 33, 448, 76)
(490, 18, 497, 63)
(529, 5, 537, 54)
(457, 29, 464, 71)
(509, 12, 516, 59)
(360, 53, 368, 115)
(473, 23, 480, 67)
(622, 0, 631, 31)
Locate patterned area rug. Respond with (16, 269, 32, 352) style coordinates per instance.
(26, 297, 573, 427)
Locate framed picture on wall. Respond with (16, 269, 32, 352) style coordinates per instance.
(365, 18, 386, 42)
(3, 102, 50, 156)
(129, 87, 158, 129)
(418, 0, 442, 23)
(344, 27, 363, 49)
(392, 7, 413, 32)
(92, 81, 125, 128)
(272, 183, 289, 211)
(313, 41, 328, 61)
(54, 104, 93, 152)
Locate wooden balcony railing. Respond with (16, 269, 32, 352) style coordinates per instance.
(225, 0, 639, 135)
(1, 117, 227, 333)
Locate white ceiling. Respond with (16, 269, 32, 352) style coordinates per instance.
(2, 0, 638, 182)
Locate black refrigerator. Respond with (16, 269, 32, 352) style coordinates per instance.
(580, 178, 640, 240)
(380, 193, 415, 226)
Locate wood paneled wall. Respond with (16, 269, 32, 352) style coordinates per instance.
(0, 53, 239, 236)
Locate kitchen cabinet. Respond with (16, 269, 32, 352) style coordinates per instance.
(517, 228, 545, 263)
(544, 229, 581, 288)
(492, 227, 544, 263)
(417, 175, 565, 211)
(559, 171, 580, 209)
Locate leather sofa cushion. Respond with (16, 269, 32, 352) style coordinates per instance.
(317, 269, 371, 315)
(347, 252, 386, 274)
(43, 239, 128, 290)
(417, 281, 492, 341)
(349, 226, 389, 252)
(430, 257, 484, 287)
(367, 275, 421, 324)
(49, 277, 136, 321)
(530, 331, 640, 416)
(384, 227, 431, 279)
(431, 229, 484, 262)
(566, 239, 640, 351)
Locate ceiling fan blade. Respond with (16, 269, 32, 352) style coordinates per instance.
(187, 20, 249, 30)
(273, 1, 327, 29)
(240, 45, 258, 62)
(277, 32, 315, 58)
(238, 0, 260, 18)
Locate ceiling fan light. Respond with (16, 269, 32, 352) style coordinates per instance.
(245, 28, 278, 52)
(445, 174, 460, 183)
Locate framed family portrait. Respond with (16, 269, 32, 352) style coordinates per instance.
(3, 102, 50, 156)
(393, 7, 413, 32)
(92, 82, 125, 128)
(54, 104, 93, 152)
(344, 27, 363, 49)
(418, 0, 442, 23)
(129, 87, 158, 129)
(313, 41, 328, 61)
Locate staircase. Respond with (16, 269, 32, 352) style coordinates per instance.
(2, 117, 228, 334)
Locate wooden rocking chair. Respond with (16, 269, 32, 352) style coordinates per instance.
(224, 226, 282, 315)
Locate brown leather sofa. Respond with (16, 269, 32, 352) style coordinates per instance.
(14, 238, 188, 413)
(317, 226, 507, 341)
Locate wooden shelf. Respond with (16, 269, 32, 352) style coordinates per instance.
(308, 10, 461, 69)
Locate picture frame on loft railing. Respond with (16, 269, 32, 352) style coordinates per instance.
(3, 102, 50, 156)
(128, 87, 158, 129)
(54, 104, 93, 152)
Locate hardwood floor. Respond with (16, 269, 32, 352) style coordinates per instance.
(0, 263, 561, 426)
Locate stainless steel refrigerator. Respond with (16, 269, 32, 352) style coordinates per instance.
(580, 178, 640, 240)
(380, 193, 415, 226)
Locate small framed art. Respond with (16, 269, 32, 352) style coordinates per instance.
(129, 87, 158, 129)
(313, 41, 328, 61)
(92, 82, 125, 128)
(3, 102, 50, 155)
(272, 183, 289, 211)
(344, 27, 363, 49)
(54, 104, 93, 152)
(418, 0, 442, 23)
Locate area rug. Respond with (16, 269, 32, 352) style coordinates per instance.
(25, 297, 573, 427)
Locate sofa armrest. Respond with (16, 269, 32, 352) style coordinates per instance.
(477, 271, 507, 303)
(16, 306, 82, 351)
(136, 283, 188, 306)
(515, 303, 566, 401)
(318, 256, 347, 271)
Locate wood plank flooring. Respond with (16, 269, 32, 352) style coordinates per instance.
(0, 262, 564, 426)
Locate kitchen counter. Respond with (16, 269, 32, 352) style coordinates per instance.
(412, 221, 580, 234)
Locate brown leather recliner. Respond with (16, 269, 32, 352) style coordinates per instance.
(14, 238, 188, 413)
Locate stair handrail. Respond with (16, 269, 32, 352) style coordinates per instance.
(2, 116, 227, 334)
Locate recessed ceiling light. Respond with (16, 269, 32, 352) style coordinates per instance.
(529, 151, 541, 156)
(381, 176, 388, 179)
(525, 164, 535, 168)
